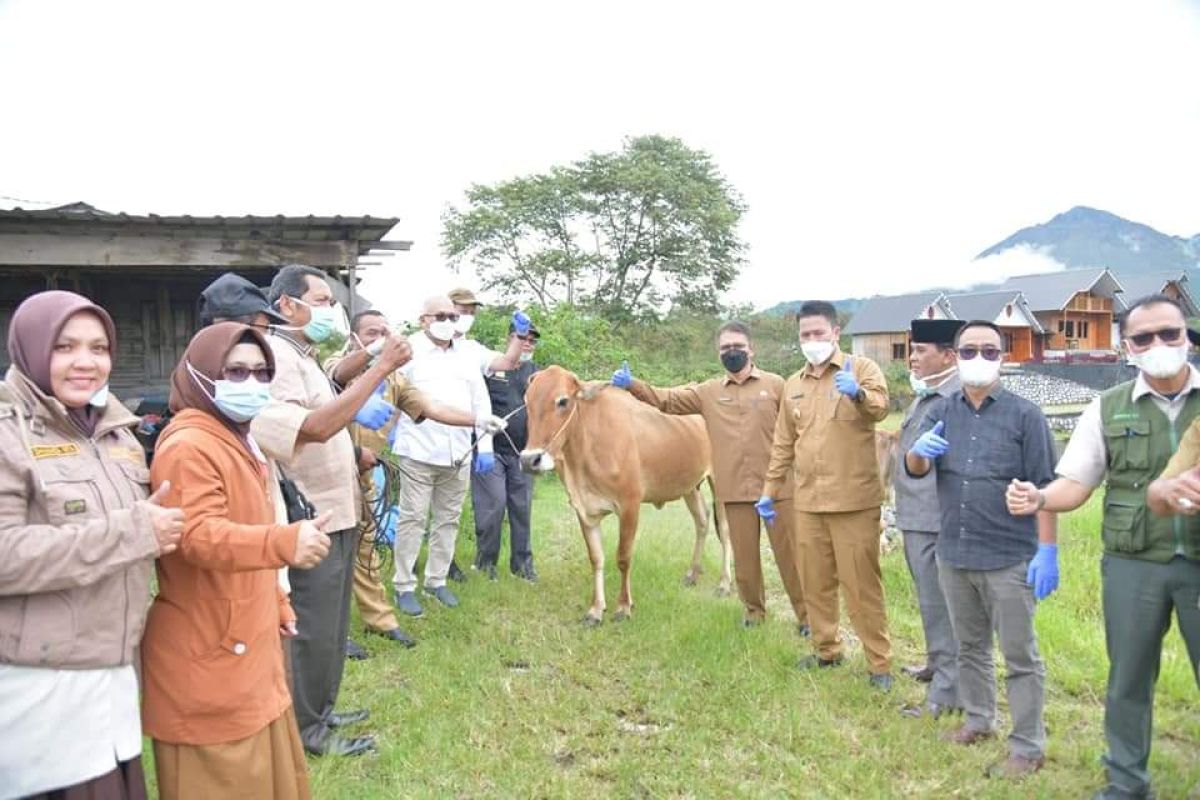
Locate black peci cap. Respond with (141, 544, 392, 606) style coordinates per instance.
(199, 273, 288, 325)
(910, 318, 965, 345)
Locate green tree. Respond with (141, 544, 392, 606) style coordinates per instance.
(442, 135, 747, 324)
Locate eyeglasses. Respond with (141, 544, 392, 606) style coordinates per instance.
(516, 334, 538, 343)
(222, 366, 273, 383)
(957, 346, 1002, 361)
(1128, 327, 1184, 348)
(424, 312, 460, 323)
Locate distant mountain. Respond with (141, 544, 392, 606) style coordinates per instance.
(978, 206, 1200, 274)
(763, 298, 866, 318)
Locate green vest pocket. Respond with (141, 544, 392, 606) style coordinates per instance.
(1101, 500, 1148, 553)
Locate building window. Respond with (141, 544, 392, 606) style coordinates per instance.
(1003, 332, 1014, 354)
(892, 343, 906, 361)
(1081, 320, 1089, 338)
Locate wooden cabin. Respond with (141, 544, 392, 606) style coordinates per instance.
(844, 291, 952, 363)
(999, 269, 1122, 356)
(942, 291, 1043, 362)
(0, 202, 408, 402)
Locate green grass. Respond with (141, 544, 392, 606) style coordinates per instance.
(148, 478, 1200, 798)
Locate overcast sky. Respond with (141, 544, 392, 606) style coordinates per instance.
(1, 0, 1197, 324)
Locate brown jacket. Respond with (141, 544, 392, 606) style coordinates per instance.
(763, 349, 889, 512)
(0, 368, 159, 669)
(142, 409, 301, 745)
(628, 367, 793, 503)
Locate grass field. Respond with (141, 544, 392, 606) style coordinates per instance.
(251, 476, 1200, 799)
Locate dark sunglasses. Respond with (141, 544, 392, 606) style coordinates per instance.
(425, 312, 460, 323)
(222, 366, 273, 383)
(957, 346, 1002, 361)
(1128, 327, 1184, 348)
(516, 334, 539, 342)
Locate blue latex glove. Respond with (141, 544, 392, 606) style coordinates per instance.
(474, 452, 496, 474)
(1027, 543, 1059, 600)
(909, 420, 949, 459)
(834, 356, 860, 398)
(354, 386, 395, 431)
(754, 495, 776, 526)
(512, 310, 532, 336)
(611, 360, 633, 389)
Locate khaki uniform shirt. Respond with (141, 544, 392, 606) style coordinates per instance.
(763, 349, 890, 512)
(250, 332, 360, 532)
(629, 367, 791, 503)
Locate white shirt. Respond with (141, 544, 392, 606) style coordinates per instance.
(0, 664, 142, 799)
(1056, 366, 1200, 489)
(454, 337, 500, 377)
(391, 331, 493, 467)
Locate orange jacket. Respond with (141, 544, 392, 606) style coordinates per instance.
(141, 409, 301, 745)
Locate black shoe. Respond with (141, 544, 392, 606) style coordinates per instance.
(307, 734, 376, 757)
(512, 561, 538, 583)
(367, 627, 417, 648)
(868, 673, 894, 692)
(797, 623, 811, 638)
(448, 560, 468, 583)
(328, 709, 370, 728)
(1090, 786, 1152, 800)
(796, 654, 844, 671)
(900, 701, 963, 719)
(902, 663, 935, 683)
(344, 639, 370, 661)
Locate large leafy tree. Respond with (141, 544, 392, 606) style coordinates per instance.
(442, 135, 746, 323)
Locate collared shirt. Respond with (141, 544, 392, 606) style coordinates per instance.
(390, 331, 493, 467)
(0, 664, 141, 799)
(763, 349, 890, 512)
(250, 332, 360, 531)
(320, 357, 431, 456)
(894, 373, 962, 532)
(1058, 366, 1200, 488)
(629, 367, 791, 503)
(914, 386, 1056, 571)
(455, 337, 501, 377)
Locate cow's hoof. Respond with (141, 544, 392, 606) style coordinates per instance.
(582, 614, 603, 627)
(613, 609, 631, 622)
(713, 585, 732, 598)
(681, 573, 698, 587)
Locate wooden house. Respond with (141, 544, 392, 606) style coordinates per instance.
(844, 291, 952, 363)
(997, 268, 1123, 358)
(0, 202, 407, 401)
(942, 290, 1043, 362)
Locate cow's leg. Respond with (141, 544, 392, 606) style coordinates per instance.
(613, 505, 640, 621)
(681, 487, 708, 587)
(713, 494, 733, 597)
(580, 516, 606, 625)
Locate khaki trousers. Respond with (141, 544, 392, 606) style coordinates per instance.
(724, 500, 807, 624)
(352, 517, 400, 633)
(392, 457, 469, 593)
(795, 507, 892, 674)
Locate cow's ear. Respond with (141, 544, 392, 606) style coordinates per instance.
(526, 371, 543, 390)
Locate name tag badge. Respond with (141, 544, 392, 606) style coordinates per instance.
(108, 446, 143, 463)
(717, 396, 734, 404)
(63, 499, 87, 515)
(31, 443, 81, 459)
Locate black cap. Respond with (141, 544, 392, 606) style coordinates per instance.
(508, 320, 541, 339)
(911, 319, 965, 345)
(199, 273, 288, 325)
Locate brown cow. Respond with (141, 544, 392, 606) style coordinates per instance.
(519, 365, 731, 624)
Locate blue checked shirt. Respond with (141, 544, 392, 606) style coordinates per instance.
(910, 386, 1056, 571)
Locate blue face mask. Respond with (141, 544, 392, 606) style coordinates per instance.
(187, 362, 272, 422)
(291, 297, 337, 343)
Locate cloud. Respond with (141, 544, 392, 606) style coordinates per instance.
(945, 244, 1069, 290)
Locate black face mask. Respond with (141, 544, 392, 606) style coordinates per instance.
(720, 349, 749, 373)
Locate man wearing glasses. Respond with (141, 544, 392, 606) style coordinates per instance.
(905, 320, 1057, 780)
(1008, 295, 1200, 800)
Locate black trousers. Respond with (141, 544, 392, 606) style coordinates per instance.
(287, 527, 359, 750)
(471, 450, 533, 571)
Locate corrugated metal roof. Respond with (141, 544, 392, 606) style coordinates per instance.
(943, 290, 1044, 333)
(1113, 271, 1196, 313)
(996, 268, 1123, 311)
(844, 291, 944, 335)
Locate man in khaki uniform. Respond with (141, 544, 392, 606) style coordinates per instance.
(613, 320, 808, 631)
(758, 300, 893, 690)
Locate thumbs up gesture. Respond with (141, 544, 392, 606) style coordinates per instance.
(909, 420, 949, 459)
(144, 480, 185, 556)
(611, 360, 633, 389)
(833, 356, 860, 399)
(1006, 479, 1043, 516)
(291, 510, 333, 569)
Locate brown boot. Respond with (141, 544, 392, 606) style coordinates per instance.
(942, 725, 996, 746)
(986, 754, 1045, 779)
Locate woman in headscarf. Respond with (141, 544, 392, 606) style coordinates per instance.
(142, 322, 331, 800)
(0, 291, 184, 800)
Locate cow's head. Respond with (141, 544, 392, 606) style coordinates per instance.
(520, 364, 582, 474)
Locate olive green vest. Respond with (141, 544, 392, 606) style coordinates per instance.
(1100, 380, 1200, 562)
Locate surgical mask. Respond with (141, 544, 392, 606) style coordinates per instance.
(518, 351, 534, 363)
(908, 366, 956, 397)
(1128, 343, 1189, 380)
(801, 340, 834, 365)
(89, 384, 110, 408)
(958, 357, 1001, 388)
(454, 314, 475, 335)
(187, 362, 272, 423)
(290, 297, 337, 343)
(720, 349, 749, 373)
(428, 320, 456, 342)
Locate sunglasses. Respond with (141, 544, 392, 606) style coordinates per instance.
(1127, 327, 1184, 348)
(957, 346, 1002, 361)
(222, 366, 273, 383)
(516, 334, 539, 342)
(424, 312, 460, 323)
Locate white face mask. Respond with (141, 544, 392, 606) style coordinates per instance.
(428, 320, 456, 342)
(1128, 343, 1189, 379)
(89, 384, 110, 408)
(454, 314, 475, 336)
(908, 365, 957, 397)
(801, 340, 835, 365)
(958, 356, 1001, 387)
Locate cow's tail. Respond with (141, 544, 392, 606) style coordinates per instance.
(703, 475, 718, 537)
